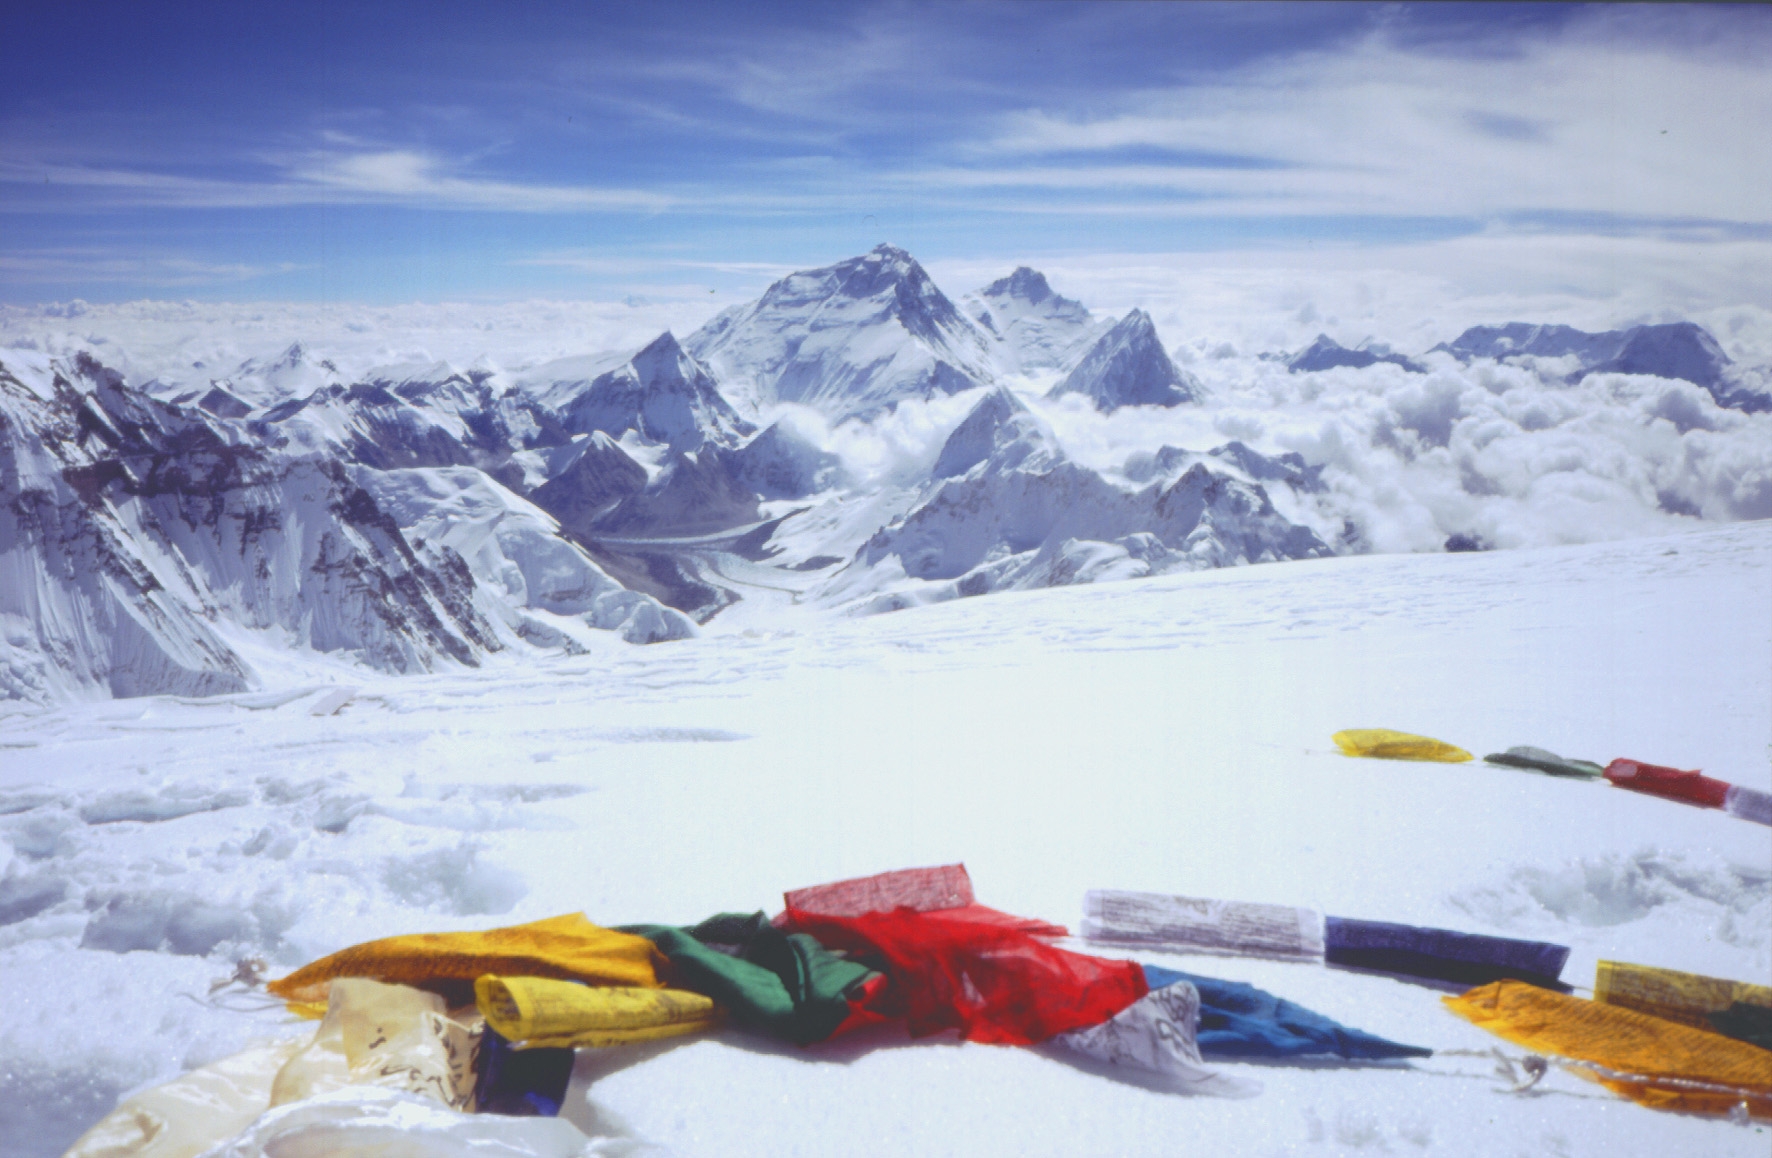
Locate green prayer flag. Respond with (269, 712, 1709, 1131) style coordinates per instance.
(620, 912, 876, 1044)
(1484, 746, 1605, 779)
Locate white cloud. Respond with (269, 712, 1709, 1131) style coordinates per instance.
(0, 250, 307, 286)
(0, 147, 669, 214)
(968, 21, 1772, 226)
(1029, 356, 1772, 555)
(0, 298, 724, 388)
(516, 253, 800, 278)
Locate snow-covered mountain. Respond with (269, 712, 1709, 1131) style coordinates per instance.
(963, 266, 1107, 373)
(552, 331, 754, 451)
(843, 456, 1329, 612)
(1287, 334, 1425, 374)
(171, 341, 344, 409)
(361, 467, 694, 648)
(525, 432, 650, 541)
(1433, 322, 1625, 366)
(1584, 323, 1731, 391)
(1125, 441, 1327, 495)
(1047, 309, 1200, 411)
(824, 385, 1327, 612)
(242, 363, 569, 496)
(9, 245, 1772, 703)
(725, 420, 843, 499)
(686, 244, 997, 420)
(0, 350, 689, 702)
(931, 387, 1063, 479)
(0, 354, 488, 699)
(1432, 320, 1767, 410)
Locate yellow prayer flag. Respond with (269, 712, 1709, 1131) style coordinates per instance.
(1595, 960, 1772, 1029)
(268, 913, 665, 1009)
(1333, 729, 1472, 763)
(476, 975, 721, 1049)
(1446, 980, 1772, 1117)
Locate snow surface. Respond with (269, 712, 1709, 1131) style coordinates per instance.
(3, 520, 1769, 1157)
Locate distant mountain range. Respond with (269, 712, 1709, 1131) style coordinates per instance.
(1290, 322, 1765, 412)
(3, 244, 1766, 701)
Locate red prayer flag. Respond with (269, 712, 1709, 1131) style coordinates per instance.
(783, 863, 976, 917)
(784, 904, 1146, 1046)
(1604, 758, 1730, 809)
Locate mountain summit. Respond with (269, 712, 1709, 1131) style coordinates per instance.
(558, 331, 754, 452)
(1047, 310, 1198, 411)
(1287, 335, 1424, 374)
(965, 267, 1104, 373)
(687, 244, 996, 420)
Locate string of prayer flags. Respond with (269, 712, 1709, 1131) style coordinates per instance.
(780, 903, 1148, 1046)
(267, 914, 666, 1011)
(474, 977, 720, 1050)
(620, 911, 877, 1045)
(780, 863, 1067, 936)
(1594, 960, 1772, 1044)
(1603, 758, 1731, 808)
(1052, 982, 1259, 1097)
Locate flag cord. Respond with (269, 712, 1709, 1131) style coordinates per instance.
(1436, 1047, 1766, 1119)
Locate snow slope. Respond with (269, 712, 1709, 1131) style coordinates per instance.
(3, 520, 1767, 1158)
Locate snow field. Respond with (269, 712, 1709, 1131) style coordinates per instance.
(1, 521, 1769, 1156)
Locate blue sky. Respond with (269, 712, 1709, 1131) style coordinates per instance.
(2, 2, 1768, 304)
